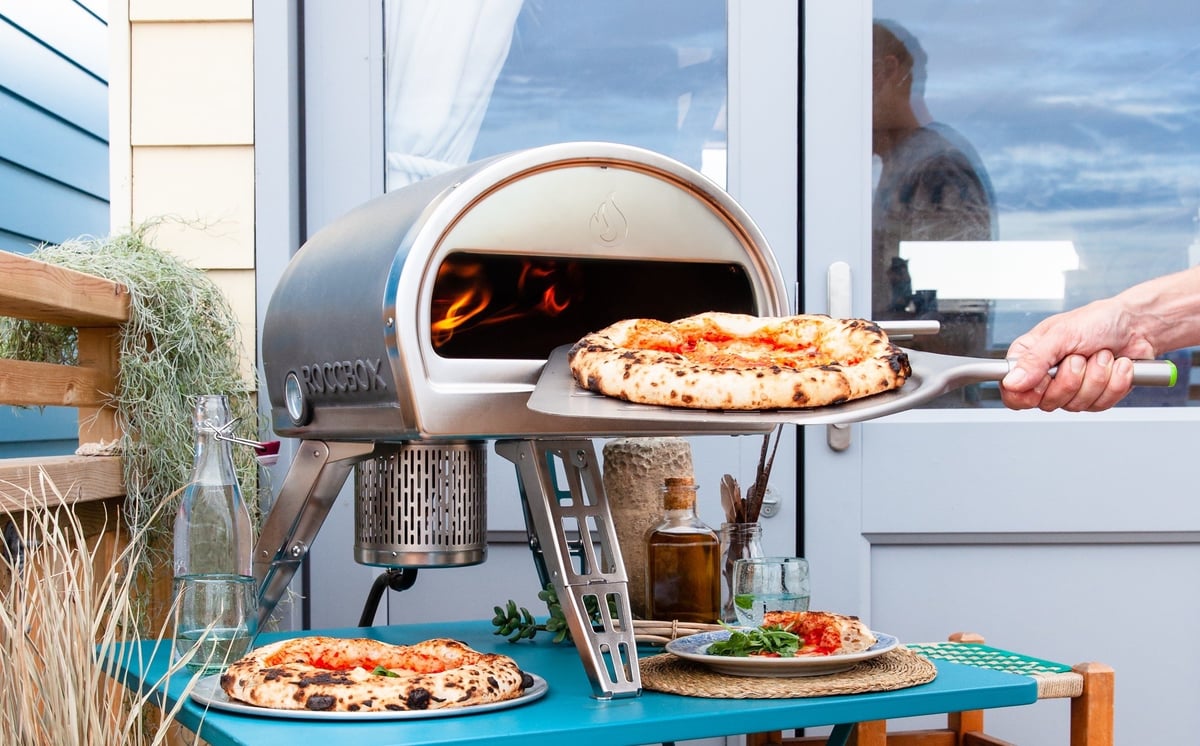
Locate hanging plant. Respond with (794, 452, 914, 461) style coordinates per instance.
(0, 225, 267, 601)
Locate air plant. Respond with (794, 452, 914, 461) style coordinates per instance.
(0, 226, 269, 626)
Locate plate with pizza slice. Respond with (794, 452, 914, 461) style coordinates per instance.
(665, 611, 899, 678)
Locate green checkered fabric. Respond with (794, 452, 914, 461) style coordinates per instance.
(907, 642, 1082, 698)
(907, 642, 1073, 675)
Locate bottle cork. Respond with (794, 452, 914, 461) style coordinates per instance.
(663, 476, 697, 510)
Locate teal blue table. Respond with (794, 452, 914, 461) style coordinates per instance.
(114, 620, 1037, 746)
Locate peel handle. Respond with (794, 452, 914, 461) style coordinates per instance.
(1128, 359, 1179, 387)
(991, 358, 1178, 387)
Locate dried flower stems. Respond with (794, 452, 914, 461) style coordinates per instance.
(720, 425, 783, 524)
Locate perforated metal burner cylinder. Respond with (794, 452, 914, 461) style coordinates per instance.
(353, 441, 487, 568)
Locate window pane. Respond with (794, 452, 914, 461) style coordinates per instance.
(383, 0, 727, 191)
(871, 3, 1198, 406)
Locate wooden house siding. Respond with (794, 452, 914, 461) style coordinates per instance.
(0, 0, 109, 250)
(0, 0, 111, 454)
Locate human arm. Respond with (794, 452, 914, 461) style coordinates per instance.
(1001, 265, 1200, 411)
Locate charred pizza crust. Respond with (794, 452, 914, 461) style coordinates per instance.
(763, 610, 877, 656)
(219, 636, 530, 712)
(568, 312, 911, 410)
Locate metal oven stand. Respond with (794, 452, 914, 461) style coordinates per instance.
(253, 437, 640, 699)
(496, 438, 641, 699)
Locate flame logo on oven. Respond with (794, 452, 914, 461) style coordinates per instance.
(590, 194, 628, 246)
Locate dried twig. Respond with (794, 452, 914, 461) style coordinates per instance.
(719, 474, 743, 524)
(745, 425, 783, 522)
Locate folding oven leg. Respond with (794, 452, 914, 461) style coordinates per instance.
(253, 440, 379, 629)
(495, 438, 641, 699)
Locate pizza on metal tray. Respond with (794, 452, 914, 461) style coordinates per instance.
(219, 636, 532, 713)
(568, 311, 911, 410)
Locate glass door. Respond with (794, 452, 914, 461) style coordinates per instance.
(804, 2, 1200, 743)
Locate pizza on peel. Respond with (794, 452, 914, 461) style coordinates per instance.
(219, 636, 532, 712)
(568, 311, 911, 410)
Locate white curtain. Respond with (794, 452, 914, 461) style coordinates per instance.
(384, 0, 524, 190)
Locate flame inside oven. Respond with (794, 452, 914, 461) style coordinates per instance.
(430, 251, 758, 360)
(431, 255, 582, 348)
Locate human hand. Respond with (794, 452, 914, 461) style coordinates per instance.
(1001, 348, 1135, 412)
(1000, 299, 1152, 412)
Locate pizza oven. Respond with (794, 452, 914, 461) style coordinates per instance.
(256, 142, 789, 698)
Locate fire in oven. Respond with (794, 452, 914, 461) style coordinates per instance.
(255, 142, 789, 698)
(431, 251, 756, 360)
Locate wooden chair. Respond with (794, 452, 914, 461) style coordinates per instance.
(747, 632, 1114, 746)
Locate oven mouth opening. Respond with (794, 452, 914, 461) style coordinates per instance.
(430, 251, 756, 360)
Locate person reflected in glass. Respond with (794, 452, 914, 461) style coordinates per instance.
(871, 19, 997, 341)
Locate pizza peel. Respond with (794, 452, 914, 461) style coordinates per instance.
(527, 344, 1177, 428)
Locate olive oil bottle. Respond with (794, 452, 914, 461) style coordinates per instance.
(646, 476, 720, 623)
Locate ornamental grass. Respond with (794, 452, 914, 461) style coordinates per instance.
(0, 471, 203, 745)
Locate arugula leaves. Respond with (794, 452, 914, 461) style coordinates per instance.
(706, 626, 802, 658)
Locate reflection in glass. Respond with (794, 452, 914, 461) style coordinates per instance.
(871, 3, 1199, 405)
(384, 0, 728, 191)
(871, 18, 997, 376)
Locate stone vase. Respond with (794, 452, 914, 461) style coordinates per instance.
(601, 437, 693, 619)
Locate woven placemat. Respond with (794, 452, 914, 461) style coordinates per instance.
(641, 647, 936, 698)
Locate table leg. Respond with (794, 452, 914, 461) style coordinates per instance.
(826, 723, 853, 746)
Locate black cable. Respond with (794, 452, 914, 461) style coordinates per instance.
(358, 568, 419, 626)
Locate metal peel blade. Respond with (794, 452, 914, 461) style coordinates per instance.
(526, 346, 1178, 431)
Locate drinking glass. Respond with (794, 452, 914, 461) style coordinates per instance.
(172, 573, 258, 674)
(731, 556, 810, 627)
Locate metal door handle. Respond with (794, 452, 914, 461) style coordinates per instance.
(826, 262, 852, 452)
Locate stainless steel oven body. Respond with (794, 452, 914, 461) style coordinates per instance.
(255, 142, 789, 698)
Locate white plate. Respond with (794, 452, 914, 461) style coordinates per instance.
(665, 630, 899, 677)
(189, 672, 548, 720)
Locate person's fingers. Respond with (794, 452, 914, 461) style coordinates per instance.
(999, 358, 1052, 410)
(1060, 350, 1116, 412)
(1000, 379, 1050, 410)
(1002, 331, 1066, 395)
(1085, 356, 1135, 412)
(1034, 353, 1090, 412)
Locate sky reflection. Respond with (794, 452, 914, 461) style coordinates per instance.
(881, 1, 1200, 294)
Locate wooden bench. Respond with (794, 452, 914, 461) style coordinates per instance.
(0, 250, 128, 585)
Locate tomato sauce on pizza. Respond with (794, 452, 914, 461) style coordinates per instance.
(569, 312, 910, 410)
(221, 636, 531, 712)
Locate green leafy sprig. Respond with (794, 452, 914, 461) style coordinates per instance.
(706, 626, 802, 658)
(491, 584, 615, 644)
